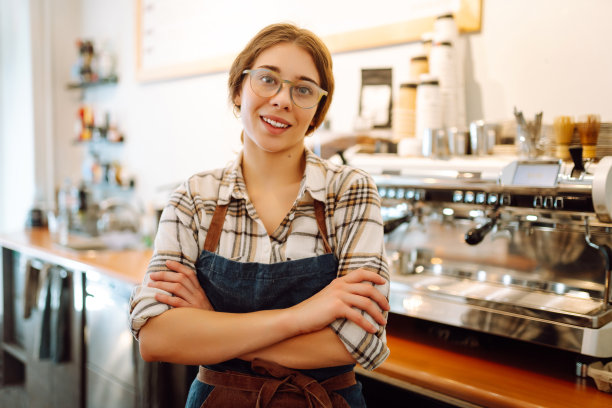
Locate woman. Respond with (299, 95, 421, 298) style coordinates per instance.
(129, 23, 390, 407)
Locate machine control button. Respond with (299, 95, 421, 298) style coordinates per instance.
(500, 194, 511, 206)
(378, 187, 387, 198)
(405, 189, 415, 200)
(487, 193, 499, 205)
(387, 188, 396, 199)
(476, 192, 486, 204)
(554, 197, 564, 209)
(543, 196, 554, 209)
(414, 189, 426, 201)
(533, 195, 543, 208)
(452, 190, 464, 202)
(464, 191, 475, 203)
(396, 188, 405, 199)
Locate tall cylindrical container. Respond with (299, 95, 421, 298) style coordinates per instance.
(429, 40, 458, 129)
(415, 74, 442, 146)
(393, 82, 418, 140)
(434, 14, 466, 129)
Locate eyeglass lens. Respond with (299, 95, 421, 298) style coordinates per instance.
(249, 69, 321, 109)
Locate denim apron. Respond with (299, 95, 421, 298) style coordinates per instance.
(185, 200, 366, 407)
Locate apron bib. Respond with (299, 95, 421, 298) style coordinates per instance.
(185, 200, 366, 408)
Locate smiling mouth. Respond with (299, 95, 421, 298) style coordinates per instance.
(261, 116, 290, 129)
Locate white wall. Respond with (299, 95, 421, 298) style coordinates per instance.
(0, 0, 35, 232)
(4, 0, 612, 223)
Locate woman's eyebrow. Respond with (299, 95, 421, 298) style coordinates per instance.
(256, 64, 320, 85)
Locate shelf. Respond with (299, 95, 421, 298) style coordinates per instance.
(2, 342, 27, 363)
(72, 138, 124, 146)
(66, 75, 118, 89)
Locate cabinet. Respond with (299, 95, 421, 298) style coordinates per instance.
(84, 270, 136, 408)
(1, 247, 84, 408)
(0, 231, 193, 408)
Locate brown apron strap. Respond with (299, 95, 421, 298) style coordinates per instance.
(204, 201, 331, 254)
(203, 203, 229, 252)
(313, 200, 332, 254)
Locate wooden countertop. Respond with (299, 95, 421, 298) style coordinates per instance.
(2, 229, 611, 407)
(0, 228, 151, 284)
(361, 314, 612, 408)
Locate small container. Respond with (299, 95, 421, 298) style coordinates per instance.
(409, 55, 429, 79)
(469, 120, 488, 156)
(448, 127, 469, 156)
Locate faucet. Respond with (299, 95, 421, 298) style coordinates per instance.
(97, 197, 141, 234)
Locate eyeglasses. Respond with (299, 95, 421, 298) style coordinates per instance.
(242, 68, 328, 109)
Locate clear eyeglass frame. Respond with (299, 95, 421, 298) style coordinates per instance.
(242, 68, 328, 109)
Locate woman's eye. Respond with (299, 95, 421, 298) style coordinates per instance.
(259, 75, 278, 85)
(295, 85, 314, 96)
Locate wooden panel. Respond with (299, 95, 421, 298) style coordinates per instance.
(135, 0, 482, 82)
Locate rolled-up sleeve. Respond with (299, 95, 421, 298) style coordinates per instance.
(329, 171, 390, 370)
(129, 183, 201, 338)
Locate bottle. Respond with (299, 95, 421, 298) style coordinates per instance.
(56, 178, 74, 244)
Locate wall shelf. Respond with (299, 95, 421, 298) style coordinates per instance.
(66, 75, 118, 89)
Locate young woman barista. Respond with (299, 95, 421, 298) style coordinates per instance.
(129, 23, 390, 407)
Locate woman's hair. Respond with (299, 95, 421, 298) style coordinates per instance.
(228, 23, 334, 135)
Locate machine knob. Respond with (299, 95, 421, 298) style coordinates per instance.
(487, 193, 498, 205)
(543, 196, 554, 209)
(453, 190, 464, 203)
(476, 192, 486, 204)
(414, 189, 426, 201)
(533, 195, 543, 208)
(554, 197, 564, 209)
(464, 191, 475, 203)
(378, 187, 387, 198)
(500, 194, 511, 206)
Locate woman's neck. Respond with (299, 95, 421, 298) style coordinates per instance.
(242, 143, 306, 189)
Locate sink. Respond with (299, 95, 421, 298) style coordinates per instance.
(59, 231, 143, 251)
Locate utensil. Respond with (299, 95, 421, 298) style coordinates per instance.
(577, 114, 601, 159)
(514, 107, 543, 159)
(553, 116, 575, 160)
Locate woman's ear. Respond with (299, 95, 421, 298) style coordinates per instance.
(233, 94, 241, 107)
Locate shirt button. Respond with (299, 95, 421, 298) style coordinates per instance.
(288, 213, 295, 221)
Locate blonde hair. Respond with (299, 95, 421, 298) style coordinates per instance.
(228, 23, 334, 135)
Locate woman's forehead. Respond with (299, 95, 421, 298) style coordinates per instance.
(252, 43, 319, 83)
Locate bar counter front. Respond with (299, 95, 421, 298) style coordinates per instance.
(1, 228, 611, 407)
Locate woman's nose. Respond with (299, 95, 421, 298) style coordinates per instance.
(269, 82, 292, 110)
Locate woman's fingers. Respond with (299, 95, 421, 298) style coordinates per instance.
(147, 261, 213, 310)
(166, 260, 202, 289)
(341, 268, 387, 286)
(343, 307, 379, 333)
(155, 292, 188, 308)
(341, 292, 387, 326)
(338, 281, 389, 312)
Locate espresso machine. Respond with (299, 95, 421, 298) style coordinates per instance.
(348, 152, 612, 360)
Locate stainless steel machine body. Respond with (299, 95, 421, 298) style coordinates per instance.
(348, 153, 612, 357)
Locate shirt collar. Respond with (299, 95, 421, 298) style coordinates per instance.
(218, 147, 330, 205)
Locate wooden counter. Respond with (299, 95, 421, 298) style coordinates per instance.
(2, 228, 611, 407)
(0, 228, 151, 284)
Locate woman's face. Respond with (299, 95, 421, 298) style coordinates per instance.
(235, 42, 320, 155)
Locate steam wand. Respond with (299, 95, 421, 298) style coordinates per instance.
(464, 208, 500, 246)
(585, 217, 612, 308)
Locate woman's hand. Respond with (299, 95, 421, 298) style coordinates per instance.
(289, 268, 389, 335)
(147, 260, 213, 310)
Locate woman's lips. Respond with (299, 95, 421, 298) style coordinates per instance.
(260, 115, 291, 134)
